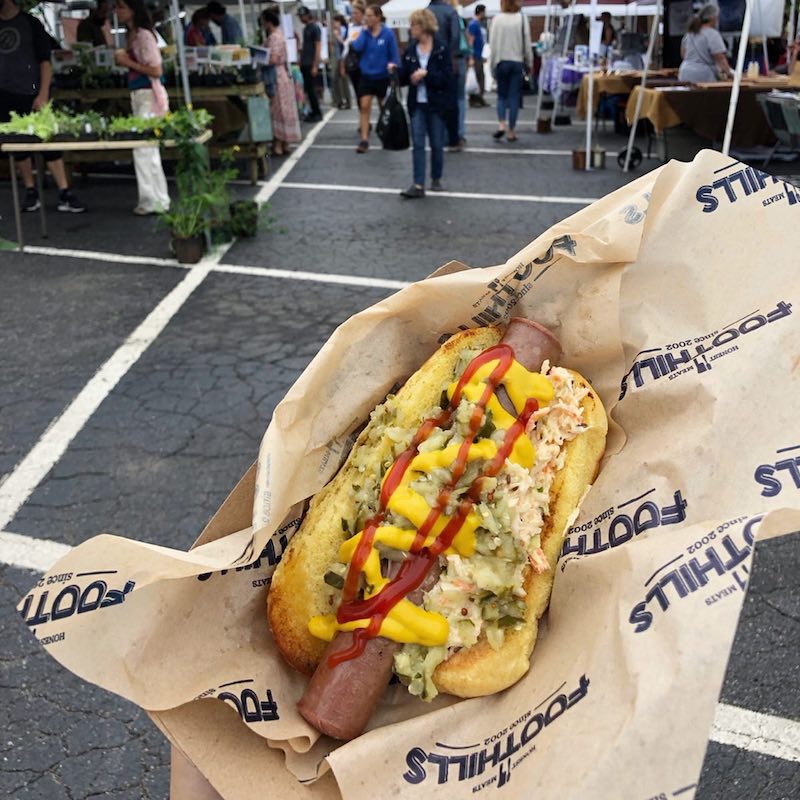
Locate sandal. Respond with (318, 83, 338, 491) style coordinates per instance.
(356, 139, 369, 153)
(492, 129, 505, 140)
(507, 134, 518, 143)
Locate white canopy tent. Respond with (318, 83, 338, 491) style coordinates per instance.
(380, 0, 658, 29)
(460, 0, 658, 18)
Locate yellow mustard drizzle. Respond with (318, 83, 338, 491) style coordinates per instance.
(308, 356, 555, 648)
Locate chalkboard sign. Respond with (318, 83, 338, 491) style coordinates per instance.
(246, 96, 272, 143)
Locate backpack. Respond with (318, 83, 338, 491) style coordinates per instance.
(376, 78, 409, 150)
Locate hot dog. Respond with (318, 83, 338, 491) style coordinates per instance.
(268, 319, 607, 740)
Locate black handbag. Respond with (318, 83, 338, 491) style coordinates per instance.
(345, 47, 361, 73)
(376, 77, 409, 150)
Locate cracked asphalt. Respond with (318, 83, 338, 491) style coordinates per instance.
(1, 103, 798, 799)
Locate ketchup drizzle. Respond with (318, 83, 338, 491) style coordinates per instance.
(328, 344, 538, 668)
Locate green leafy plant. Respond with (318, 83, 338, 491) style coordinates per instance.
(159, 130, 235, 243)
(0, 103, 60, 139)
(107, 115, 160, 136)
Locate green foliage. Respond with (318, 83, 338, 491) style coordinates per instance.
(0, 104, 214, 143)
(0, 103, 59, 139)
(159, 111, 235, 241)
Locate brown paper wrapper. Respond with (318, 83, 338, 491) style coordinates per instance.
(20, 151, 800, 799)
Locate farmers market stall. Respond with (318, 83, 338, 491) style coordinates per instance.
(575, 68, 679, 117)
(1, 130, 212, 251)
(625, 82, 783, 154)
(0, 105, 214, 250)
(52, 83, 271, 184)
(50, 40, 272, 183)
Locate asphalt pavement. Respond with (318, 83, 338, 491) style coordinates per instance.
(0, 101, 798, 799)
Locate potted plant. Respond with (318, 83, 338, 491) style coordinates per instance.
(229, 199, 259, 237)
(160, 196, 208, 263)
(157, 113, 221, 262)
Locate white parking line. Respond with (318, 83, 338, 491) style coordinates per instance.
(14, 244, 409, 289)
(2, 526, 798, 766)
(215, 262, 407, 290)
(23, 245, 186, 269)
(712, 702, 800, 762)
(281, 181, 598, 205)
(0, 529, 72, 573)
(255, 108, 336, 205)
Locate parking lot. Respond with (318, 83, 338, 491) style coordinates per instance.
(1, 104, 798, 799)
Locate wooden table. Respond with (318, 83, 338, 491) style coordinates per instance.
(625, 83, 782, 150)
(52, 84, 270, 183)
(1, 131, 211, 251)
(576, 69, 680, 118)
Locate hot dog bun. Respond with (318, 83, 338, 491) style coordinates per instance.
(269, 326, 501, 676)
(268, 326, 607, 697)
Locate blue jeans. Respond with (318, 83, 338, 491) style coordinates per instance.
(495, 60, 523, 130)
(410, 104, 444, 187)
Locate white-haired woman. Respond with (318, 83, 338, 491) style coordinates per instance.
(679, 4, 734, 82)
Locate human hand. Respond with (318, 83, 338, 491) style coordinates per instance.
(32, 92, 48, 111)
(114, 49, 130, 67)
(388, 62, 397, 72)
(411, 68, 427, 84)
(311, 64, 318, 77)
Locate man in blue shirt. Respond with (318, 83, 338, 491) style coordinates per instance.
(467, 4, 487, 107)
(207, 1, 243, 45)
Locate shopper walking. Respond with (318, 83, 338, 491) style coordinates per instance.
(0, 0, 85, 213)
(350, 4, 399, 153)
(343, 2, 365, 106)
(427, 0, 461, 150)
(332, 14, 351, 109)
(398, 9, 452, 198)
(114, 0, 170, 214)
(298, 5, 323, 122)
(467, 4, 488, 106)
(260, 9, 301, 156)
(489, 0, 532, 142)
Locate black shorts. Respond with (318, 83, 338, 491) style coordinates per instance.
(0, 90, 62, 161)
(357, 75, 389, 100)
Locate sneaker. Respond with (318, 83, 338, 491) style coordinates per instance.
(356, 139, 369, 153)
(430, 180, 444, 192)
(447, 138, 466, 153)
(21, 188, 40, 212)
(57, 190, 87, 213)
(400, 184, 425, 199)
(303, 112, 323, 123)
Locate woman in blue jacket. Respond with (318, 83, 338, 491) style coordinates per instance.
(351, 4, 400, 152)
(397, 8, 453, 198)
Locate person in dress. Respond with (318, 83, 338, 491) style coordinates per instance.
(261, 8, 302, 156)
(114, 0, 170, 215)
